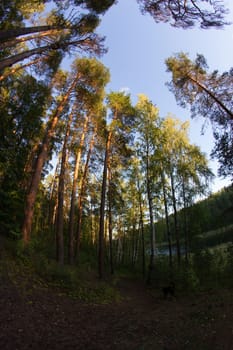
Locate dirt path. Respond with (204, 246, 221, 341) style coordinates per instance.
(0, 248, 233, 349)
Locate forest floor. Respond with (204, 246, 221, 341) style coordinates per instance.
(0, 243, 233, 349)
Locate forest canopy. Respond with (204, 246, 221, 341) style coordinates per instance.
(0, 0, 232, 282)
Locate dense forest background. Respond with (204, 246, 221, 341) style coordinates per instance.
(0, 0, 233, 291)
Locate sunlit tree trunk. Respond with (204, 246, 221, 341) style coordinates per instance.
(181, 177, 189, 264)
(188, 74, 233, 120)
(0, 57, 44, 81)
(56, 110, 73, 265)
(161, 170, 173, 269)
(0, 30, 61, 50)
(75, 127, 96, 260)
(107, 167, 114, 275)
(98, 129, 112, 279)
(22, 75, 79, 245)
(0, 38, 87, 70)
(146, 140, 156, 284)
(0, 25, 60, 42)
(68, 115, 88, 264)
(137, 177, 146, 278)
(170, 166, 181, 264)
(48, 160, 60, 228)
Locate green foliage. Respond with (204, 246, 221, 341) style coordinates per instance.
(0, 74, 50, 238)
(166, 52, 233, 179)
(72, 0, 116, 14)
(137, 0, 228, 28)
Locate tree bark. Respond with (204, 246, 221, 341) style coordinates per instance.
(56, 110, 73, 265)
(181, 177, 189, 264)
(75, 127, 96, 260)
(188, 74, 233, 120)
(98, 129, 112, 279)
(107, 167, 114, 275)
(0, 38, 92, 71)
(0, 25, 61, 42)
(146, 140, 156, 285)
(22, 75, 79, 245)
(137, 177, 146, 278)
(0, 43, 55, 70)
(68, 116, 88, 264)
(0, 57, 44, 81)
(0, 30, 61, 49)
(170, 166, 181, 263)
(161, 170, 173, 269)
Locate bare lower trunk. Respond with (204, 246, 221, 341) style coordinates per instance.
(108, 168, 114, 275)
(137, 177, 146, 278)
(170, 167, 181, 263)
(75, 127, 96, 260)
(182, 178, 189, 264)
(161, 170, 173, 269)
(68, 116, 88, 264)
(98, 130, 112, 279)
(147, 191, 156, 284)
(56, 111, 73, 265)
(146, 141, 156, 285)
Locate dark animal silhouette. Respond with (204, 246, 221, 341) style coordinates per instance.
(162, 282, 175, 299)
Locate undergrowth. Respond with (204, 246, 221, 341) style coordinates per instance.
(1, 238, 120, 304)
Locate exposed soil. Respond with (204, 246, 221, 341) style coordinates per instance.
(0, 243, 233, 349)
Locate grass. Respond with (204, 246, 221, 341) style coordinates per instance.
(1, 238, 120, 304)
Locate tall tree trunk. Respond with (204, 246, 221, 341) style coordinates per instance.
(75, 127, 96, 260)
(0, 44, 55, 70)
(137, 177, 146, 278)
(0, 38, 87, 70)
(146, 141, 156, 285)
(170, 166, 181, 264)
(48, 160, 60, 228)
(0, 26, 61, 42)
(188, 74, 233, 120)
(108, 167, 114, 275)
(68, 116, 88, 264)
(181, 177, 189, 264)
(0, 57, 44, 81)
(98, 130, 112, 279)
(22, 75, 79, 245)
(0, 30, 61, 49)
(161, 170, 173, 269)
(56, 110, 73, 265)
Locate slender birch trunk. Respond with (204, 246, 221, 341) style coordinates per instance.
(170, 166, 181, 263)
(161, 170, 173, 269)
(181, 178, 189, 264)
(137, 177, 146, 278)
(146, 140, 156, 284)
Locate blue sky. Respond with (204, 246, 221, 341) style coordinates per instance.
(96, 0, 233, 192)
